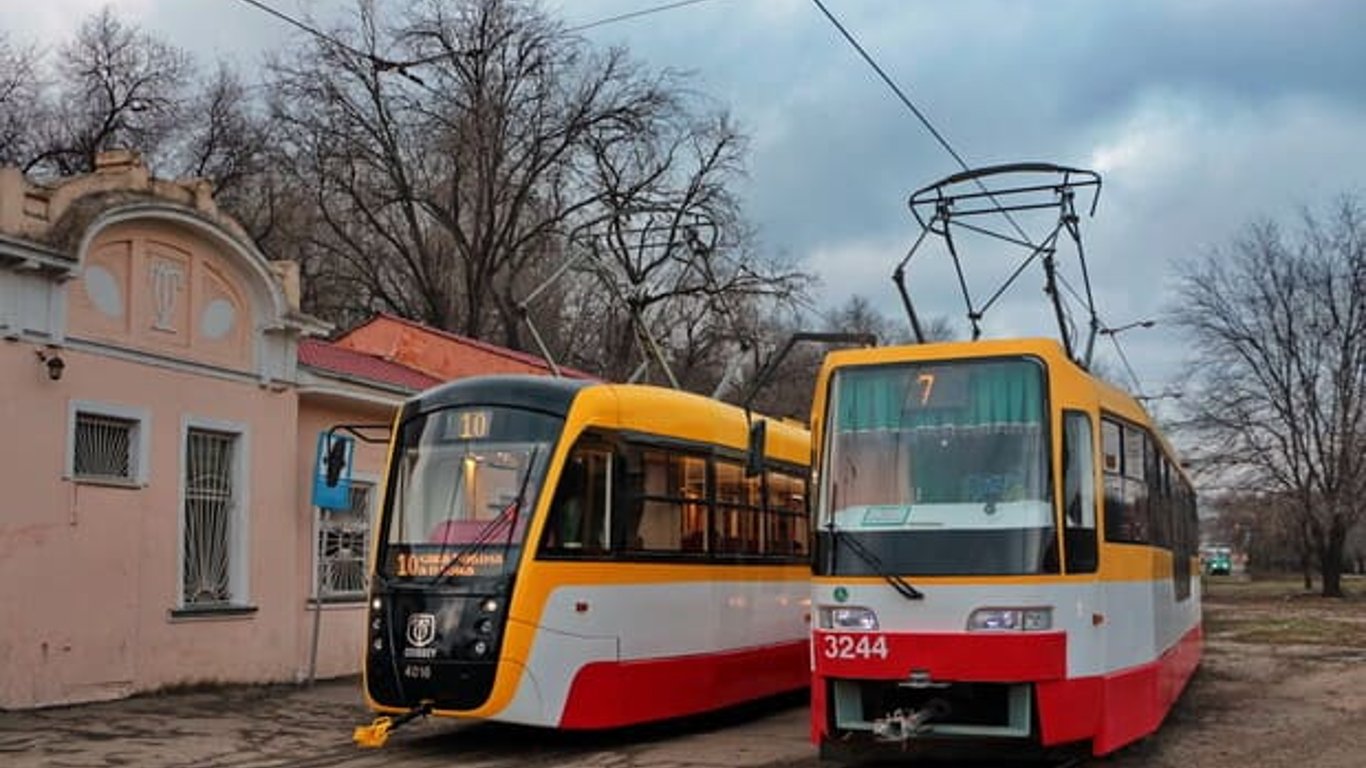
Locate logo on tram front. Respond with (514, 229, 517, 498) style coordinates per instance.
(406, 613, 437, 648)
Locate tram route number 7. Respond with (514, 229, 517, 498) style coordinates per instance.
(821, 633, 889, 660)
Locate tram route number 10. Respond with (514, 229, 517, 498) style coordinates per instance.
(821, 633, 889, 660)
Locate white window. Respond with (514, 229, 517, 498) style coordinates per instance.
(180, 420, 250, 610)
(317, 481, 374, 600)
(66, 400, 150, 486)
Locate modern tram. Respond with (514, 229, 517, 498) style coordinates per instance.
(807, 338, 1201, 761)
(356, 375, 812, 744)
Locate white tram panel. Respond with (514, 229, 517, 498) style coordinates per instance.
(508, 578, 809, 725)
(816, 581, 1149, 678)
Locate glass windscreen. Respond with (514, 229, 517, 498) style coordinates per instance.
(379, 406, 560, 578)
(816, 357, 1057, 575)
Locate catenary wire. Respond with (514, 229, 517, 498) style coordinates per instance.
(232, 0, 371, 61)
(808, 0, 1137, 361)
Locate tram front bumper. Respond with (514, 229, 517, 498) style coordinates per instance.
(813, 630, 1067, 749)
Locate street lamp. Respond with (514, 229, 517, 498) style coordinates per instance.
(1135, 390, 1183, 404)
(1099, 319, 1156, 336)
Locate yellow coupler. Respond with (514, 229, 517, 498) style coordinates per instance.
(353, 702, 433, 748)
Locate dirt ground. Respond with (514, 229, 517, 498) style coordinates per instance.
(2, 575, 1362, 768)
(1097, 574, 1366, 768)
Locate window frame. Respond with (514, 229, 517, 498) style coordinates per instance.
(537, 429, 809, 565)
(1061, 409, 1099, 573)
(66, 399, 151, 487)
(174, 415, 254, 617)
(314, 472, 378, 603)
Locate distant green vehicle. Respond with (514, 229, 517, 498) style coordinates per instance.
(1203, 546, 1233, 576)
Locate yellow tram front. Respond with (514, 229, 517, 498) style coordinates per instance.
(362, 376, 584, 719)
(359, 374, 814, 742)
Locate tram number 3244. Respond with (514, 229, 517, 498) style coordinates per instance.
(820, 634, 889, 660)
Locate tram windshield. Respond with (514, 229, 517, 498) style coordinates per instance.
(817, 357, 1057, 575)
(379, 405, 560, 579)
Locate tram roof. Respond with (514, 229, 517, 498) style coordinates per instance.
(407, 374, 593, 417)
(406, 375, 808, 435)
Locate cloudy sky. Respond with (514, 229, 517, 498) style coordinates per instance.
(8, 0, 1366, 398)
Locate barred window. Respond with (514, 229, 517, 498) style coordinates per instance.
(183, 428, 238, 607)
(73, 412, 136, 482)
(318, 483, 373, 599)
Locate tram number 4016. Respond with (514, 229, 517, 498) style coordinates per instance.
(821, 633, 889, 660)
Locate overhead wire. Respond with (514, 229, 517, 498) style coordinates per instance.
(231, 0, 431, 85)
(1108, 332, 1145, 394)
(306, 0, 731, 72)
(568, 0, 724, 33)
(232, 0, 369, 60)
(238, 0, 1142, 385)
(803, 0, 1136, 379)
(807, 0, 1036, 246)
(807, 0, 972, 177)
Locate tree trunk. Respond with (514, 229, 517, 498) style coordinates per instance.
(1300, 518, 1315, 591)
(1318, 523, 1348, 598)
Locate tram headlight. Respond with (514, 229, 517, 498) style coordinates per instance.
(966, 607, 1053, 632)
(471, 640, 489, 657)
(818, 606, 880, 631)
(481, 598, 499, 613)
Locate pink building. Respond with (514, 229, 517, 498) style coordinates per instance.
(0, 152, 566, 709)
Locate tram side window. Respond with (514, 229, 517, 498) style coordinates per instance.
(1103, 418, 1152, 544)
(616, 448, 708, 553)
(540, 446, 611, 556)
(1062, 411, 1098, 573)
(1173, 475, 1197, 600)
(1148, 441, 1171, 549)
(766, 470, 809, 556)
(715, 460, 762, 555)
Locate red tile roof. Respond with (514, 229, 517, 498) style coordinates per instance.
(340, 313, 598, 381)
(298, 338, 441, 392)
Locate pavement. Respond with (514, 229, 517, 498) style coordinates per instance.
(0, 677, 817, 768)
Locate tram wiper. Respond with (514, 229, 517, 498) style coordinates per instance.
(828, 521, 924, 601)
(425, 447, 539, 585)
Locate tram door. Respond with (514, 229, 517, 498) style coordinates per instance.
(1061, 411, 1105, 669)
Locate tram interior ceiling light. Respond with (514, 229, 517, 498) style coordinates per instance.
(820, 606, 880, 631)
(966, 607, 1052, 632)
(35, 348, 65, 380)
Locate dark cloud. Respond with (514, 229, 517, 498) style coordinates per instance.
(15, 0, 1366, 394)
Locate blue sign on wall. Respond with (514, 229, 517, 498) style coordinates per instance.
(312, 431, 354, 510)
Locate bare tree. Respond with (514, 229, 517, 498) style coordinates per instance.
(564, 107, 812, 386)
(171, 62, 270, 199)
(0, 35, 42, 167)
(823, 294, 956, 346)
(266, 0, 815, 381)
(4, 1, 819, 398)
(269, 0, 695, 343)
(23, 7, 190, 176)
(1173, 197, 1366, 597)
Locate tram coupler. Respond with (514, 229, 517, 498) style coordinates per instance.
(871, 699, 950, 742)
(352, 701, 433, 748)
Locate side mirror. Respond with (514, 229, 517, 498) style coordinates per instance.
(745, 420, 767, 478)
(325, 438, 348, 487)
(312, 431, 355, 510)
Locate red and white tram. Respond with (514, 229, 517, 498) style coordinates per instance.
(808, 338, 1201, 761)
